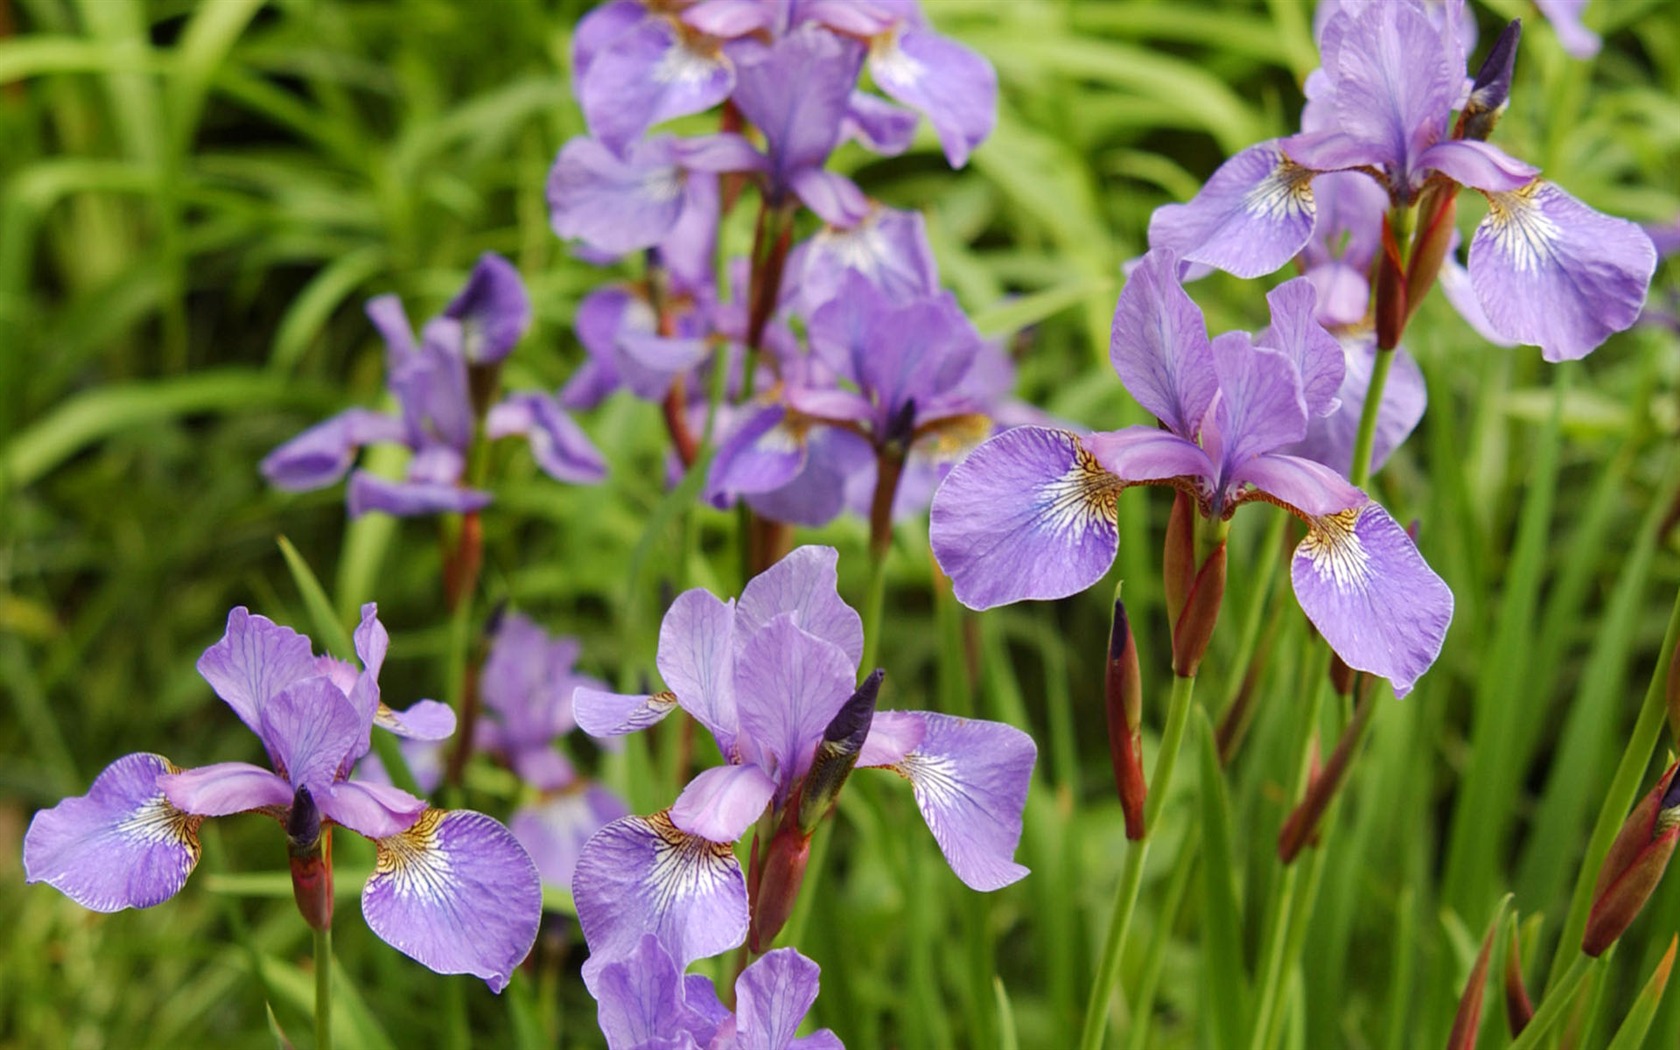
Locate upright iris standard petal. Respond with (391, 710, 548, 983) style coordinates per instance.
(1289, 501, 1452, 697)
(511, 785, 632, 890)
(657, 589, 740, 745)
(573, 811, 750, 992)
(734, 545, 864, 665)
(1208, 336, 1310, 481)
(930, 427, 1125, 610)
(670, 763, 779, 842)
(864, 712, 1035, 891)
(547, 136, 691, 254)
(195, 608, 321, 737)
(1325, 0, 1460, 183)
(1469, 180, 1658, 361)
(363, 809, 542, 993)
(260, 409, 408, 492)
(24, 753, 203, 912)
(594, 935, 722, 1050)
(1147, 143, 1318, 279)
(258, 677, 366, 792)
(1286, 338, 1427, 479)
(1257, 279, 1345, 416)
(444, 253, 531, 365)
(730, 24, 865, 203)
(486, 392, 608, 483)
(732, 948, 840, 1050)
(867, 26, 997, 168)
(577, 14, 734, 154)
(733, 617, 856, 792)
(1109, 250, 1218, 435)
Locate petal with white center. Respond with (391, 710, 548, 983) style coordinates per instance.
(1148, 143, 1317, 280)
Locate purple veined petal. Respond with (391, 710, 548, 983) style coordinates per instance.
(159, 761, 293, 817)
(575, 687, 681, 738)
(196, 607, 321, 738)
(1257, 278, 1345, 417)
(670, 763, 778, 842)
(743, 426, 875, 529)
(573, 0, 645, 86)
(510, 784, 631, 891)
(1303, 261, 1371, 329)
(1209, 334, 1310, 482)
(486, 392, 608, 484)
(856, 709, 927, 768)
(363, 809, 542, 992)
(1327, 0, 1462, 182)
(658, 589, 740, 748)
(392, 329, 474, 450)
(346, 471, 492, 518)
(548, 136, 688, 255)
(578, 14, 735, 154)
(594, 934, 719, 1050)
(868, 26, 996, 168)
(736, 545, 864, 666)
(1415, 139, 1536, 193)
(1109, 249, 1219, 436)
(1439, 246, 1516, 347)
(842, 90, 918, 156)
(733, 616, 856, 793)
(1081, 426, 1214, 487)
(1535, 0, 1600, 58)
(260, 676, 368, 793)
(866, 712, 1035, 891)
(25, 753, 204, 912)
(1147, 143, 1318, 280)
(683, 0, 781, 38)
(1284, 337, 1427, 479)
(573, 811, 749, 994)
(929, 427, 1126, 610)
(708, 404, 810, 500)
(1290, 500, 1453, 697)
(732, 948, 833, 1050)
(1229, 451, 1364, 518)
(442, 253, 531, 365)
(321, 778, 428, 839)
(731, 23, 865, 193)
(261, 408, 406, 492)
(1469, 180, 1658, 362)
(797, 206, 939, 314)
(788, 168, 870, 228)
(375, 700, 457, 741)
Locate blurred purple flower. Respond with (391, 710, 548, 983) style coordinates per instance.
(23, 606, 542, 991)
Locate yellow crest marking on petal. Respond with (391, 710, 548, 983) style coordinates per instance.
(1300, 506, 1372, 590)
(1482, 181, 1557, 274)
(1243, 159, 1316, 222)
(646, 810, 738, 913)
(374, 809, 452, 901)
(1037, 437, 1124, 531)
(119, 759, 205, 861)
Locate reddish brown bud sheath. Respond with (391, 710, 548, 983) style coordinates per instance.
(1171, 540, 1226, 678)
(1163, 490, 1196, 628)
(748, 817, 811, 953)
(1447, 913, 1500, 1050)
(1375, 216, 1409, 351)
(1330, 652, 1356, 698)
(1405, 188, 1458, 325)
(1504, 925, 1534, 1038)
(1583, 761, 1680, 956)
(1666, 632, 1680, 749)
(1106, 599, 1147, 840)
(287, 786, 333, 932)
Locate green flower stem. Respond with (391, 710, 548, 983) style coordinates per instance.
(859, 449, 905, 675)
(314, 924, 333, 1050)
(1078, 671, 1198, 1050)
(1545, 582, 1680, 990)
(1514, 954, 1598, 1050)
(1348, 346, 1396, 491)
(1123, 823, 1203, 1050)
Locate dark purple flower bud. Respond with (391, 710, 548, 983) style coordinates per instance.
(1106, 599, 1146, 840)
(287, 786, 334, 932)
(1504, 924, 1534, 1038)
(1583, 761, 1680, 956)
(796, 669, 883, 834)
(1460, 21, 1521, 143)
(747, 818, 811, 953)
(1171, 540, 1226, 679)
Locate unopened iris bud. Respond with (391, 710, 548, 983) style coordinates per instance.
(1171, 540, 1226, 678)
(286, 786, 334, 932)
(748, 818, 811, 953)
(1665, 633, 1680, 748)
(797, 669, 883, 835)
(1106, 599, 1147, 840)
(1405, 184, 1458, 326)
(1460, 20, 1521, 143)
(1375, 215, 1409, 351)
(1162, 490, 1196, 627)
(1583, 760, 1680, 956)
(1504, 925, 1534, 1037)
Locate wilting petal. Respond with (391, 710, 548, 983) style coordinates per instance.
(595, 934, 720, 1050)
(346, 471, 492, 518)
(708, 404, 809, 499)
(671, 763, 778, 842)
(1230, 451, 1363, 517)
(25, 753, 203, 911)
(1469, 180, 1657, 361)
(578, 15, 734, 154)
(1109, 249, 1218, 435)
(364, 809, 541, 992)
(1148, 143, 1317, 279)
(260, 677, 366, 793)
(549, 136, 690, 254)
(159, 761, 293, 817)
(733, 948, 835, 1050)
(842, 91, 918, 156)
(261, 409, 406, 492)
(867, 712, 1035, 891)
(510, 785, 631, 890)
(487, 392, 608, 484)
(322, 779, 427, 839)
(734, 616, 856, 791)
(575, 688, 681, 738)
(1535, 0, 1600, 58)
(1258, 278, 1344, 417)
(736, 545, 864, 665)
(1290, 501, 1452, 696)
(196, 607, 321, 737)
(869, 27, 996, 168)
(1210, 335, 1309, 477)
(658, 589, 740, 747)
(573, 812, 750, 992)
(930, 427, 1125, 610)
(444, 253, 531, 365)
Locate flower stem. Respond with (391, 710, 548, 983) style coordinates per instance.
(314, 923, 332, 1050)
(1348, 346, 1396, 490)
(1079, 672, 1197, 1050)
(859, 450, 905, 674)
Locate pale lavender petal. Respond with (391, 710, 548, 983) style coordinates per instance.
(618, 331, 710, 379)
(670, 132, 769, 175)
(708, 404, 808, 499)
(261, 409, 406, 491)
(797, 206, 938, 313)
(510, 785, 631, 890)
(789, 168, 869, 228)
(1469, 180, 1657, 361)
(366, 294, 417, 364)
(731, 25, 864, 194)
(346, 472, 492, 518)
(658, 589, 740, 747)
(736, 545, 864, 666)
(549, 136, 688, 254)
(867, 712, 1034, 891)
(574, 812, 749, 993)
(855, 709, 926, 770)
(595, 934, 717, 1050)
(797, 0, 899, 35)
(1109, 249, 1218, 435)
(1290, 501, 1453, 697)
(1536, 0, 1600, 58)
(1286, 338, 1427, 478)
(1439, 249, 1517, 346)
(733, 616, 856, 792)
(1258, 278, 1344, 417)
(322, 779, 428, 839)
(733, 948, 830, 1050)
(159, 761, 293, 817)
(683, 0, 780, 37)
(510, 745, 576, 793)
(670, 763, 778, 842)
(196, 607, 319, 737)
(929, 427, 1123, 610)
(575, 688, 681, 738)
(1328, 1, 1460, 180)
(578, 15, 734, 154)
(25, 753, 202, 911)
(1147, 143, 1317, 280)
(259, 677, 366, 792)
(1230, 452, 1363, 517)
(374, 700, 456, 741)
(1303, 262, 1371, 329)
(444, 252, 531, 365)
(1081, 426, 1213, 486)
(868, 27, 996, 167)
(842, 91, 917, 156)
(1210, 335, 1309, 477)
(573, 0, 644, 85)
(363, 809, 541, 992)
(1415, 139, 1536, 192)
(486, 392, 608, 483)
(392, 332, 473, 450)
(743, 427, 874, 529)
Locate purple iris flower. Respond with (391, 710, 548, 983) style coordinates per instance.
(1534, 0, 1600, 59)
(594, 934, 841, 1050)
(567, 546, 1035, 984)
(1151, 0, 1655, 361)
(23, 606, 542, 991)
(930, 250, 1453, 696)
(262, 254, 605, 515)
(1281, 332, 1427, 481)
